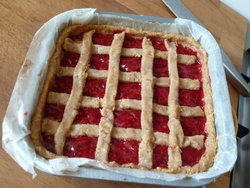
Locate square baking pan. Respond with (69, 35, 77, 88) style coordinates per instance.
(2, 9, 237, 187)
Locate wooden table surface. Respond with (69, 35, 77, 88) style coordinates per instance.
(0, 0, 248, 187)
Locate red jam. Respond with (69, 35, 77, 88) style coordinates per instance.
(123, 35, 142, 48)
(153, 58, 169, 77)
(63, 136, 98, 158)
(181, 146, 205, 167)
(153, 113, 169, 134)
(61, 51, 80, 67)
(50, 76, 73, 94)
(153, 145, 169, 169)
(73, 107, 101, 125)
(44, 103, 65, 122)
(180, 116, 206, 136)
(108, 139, 139, 165)
(153, 86, 169, 106)
(120, 57, 141, 72)
(92, 33, 114, 46)
(114, 109, 141, 129)
(116, 82, 141, 100)
(83, 79, 106, 98)
(179, 88, 204, 108)
(43, 134, 98, 159)
(43, 31, 206, 168)
(149, 37, 166, 51)
(89, 54, 109, 70)
(42, 134, 55, 153)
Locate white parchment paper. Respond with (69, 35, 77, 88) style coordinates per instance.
(2, 8, 237, 184)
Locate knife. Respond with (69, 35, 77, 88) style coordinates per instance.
(162, 0, 250, 97)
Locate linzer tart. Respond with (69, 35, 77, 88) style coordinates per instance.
(30, 24, 217, 174)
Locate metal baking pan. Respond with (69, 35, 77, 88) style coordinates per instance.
(2, 9, 237, 187)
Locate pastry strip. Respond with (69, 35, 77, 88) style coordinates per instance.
(165, 41, 184, 172)
(95, 32, 125, 162)
(58, 67, 200, 90)
(138, 38, 154, 169)
(63, 37, 196, 65)
(47, 92, 204, 117)
(42, 118, 204, 150)
(54, 30, 95, 155)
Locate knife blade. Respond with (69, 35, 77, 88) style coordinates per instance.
(162, 0, 250, 97)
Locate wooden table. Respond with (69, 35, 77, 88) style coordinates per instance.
(0, 0, 248, 187)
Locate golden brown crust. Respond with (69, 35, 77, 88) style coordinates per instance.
(30, 24, 217, 174)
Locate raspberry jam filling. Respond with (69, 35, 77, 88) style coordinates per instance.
(83, 79, 106, 98)
(43, 32, 206, 168)
(153, 145, 169, 169)
(109, 139, 140, 165)
(63, 136, 98, 158)
(114, 109, 141, 129)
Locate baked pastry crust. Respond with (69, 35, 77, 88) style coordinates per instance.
(30, 24, 217, 174)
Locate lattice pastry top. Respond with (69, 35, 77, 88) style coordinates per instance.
(30, 24, 217, 174)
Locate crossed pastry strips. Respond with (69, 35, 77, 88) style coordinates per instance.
(31, 25, 216, 174)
